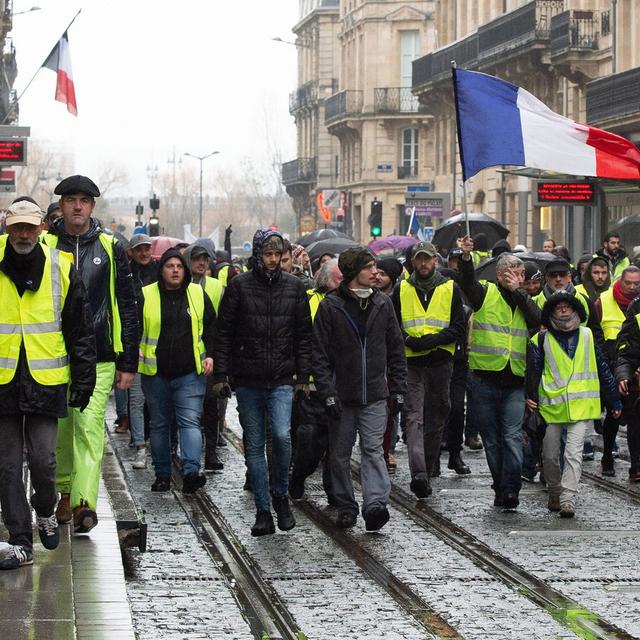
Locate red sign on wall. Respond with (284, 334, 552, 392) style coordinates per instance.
(0, 139, 26, 165)
(534, 181, 596, 205)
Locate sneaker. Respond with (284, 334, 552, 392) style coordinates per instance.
(560, 503, 575, 518)
(55, 493, 72, 524)
(0, 545, 33, 570)
(132, 448, 147, 470)
(364, 506, 390, 532)
(73, 502, 98, 534)
(547, 496, 561, 512)
(582, 440, 595, 461)
(465, 435, 483, 450)
(36, 514, 59, 550)
(182, 473, 206, 494)
(151, 476, 171, 492)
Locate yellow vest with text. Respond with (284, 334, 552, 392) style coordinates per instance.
(0, 243, 72, 385)
(535, 327, 601, 423)
(138, 282, 206, 376)
(468, 282, 528, 377)
(400, 279, 455, 357)
(534, 290, 590, 326)
(599, 287, 626, 341)
(202, 276, 224, 314)
(43, 231, 123, 354)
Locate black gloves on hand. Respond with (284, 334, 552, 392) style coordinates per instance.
(388, 394, 404, 416)
(69, 389, 91, 412)
(213, 382, 232, 399)
(405, 335, 437, 352)
(325, 395, 342, 421)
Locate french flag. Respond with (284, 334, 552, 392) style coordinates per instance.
(42, 32, 78, 116)
(453, 68, 640, 181)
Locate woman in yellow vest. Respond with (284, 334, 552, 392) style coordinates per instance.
(526, 292, 621, 518)
(139, 249, 217, 494)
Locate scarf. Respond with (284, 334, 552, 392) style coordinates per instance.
(549, 311, 581, 332)
(1, 241, 45, 296)
(408, 268, 446, 294)
(612, 279, 635, 312)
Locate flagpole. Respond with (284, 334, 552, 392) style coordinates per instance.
(1, 9, 82, 125)
(406, 205, 416, 236)
(450, 60, 471, 238)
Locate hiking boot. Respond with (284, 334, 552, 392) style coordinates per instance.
(288, 474, 305, 500)
(73, 502, 98, 534)
(182, 473, 206, 494)
(151, 476, 171, 492)
(409, 474, 432, 499)
(0, 545, 33, 570)
(448, 451, 471, 475)
(251, 509, 275, 537)
(465, 435, 483, 450)
(36, 514, 59, 550)
(204, 451, 224, 472)
(55, 493, 72, 524)
(502, 492, 519, 510)
(114, 416, 130, 434)
(364, 506, 390, 532)
(547, 496, 561, 512)
(336, 511, 357, 528)
(272, 495, 296, 531)
(560, 502, 575, 518)
(132, 447, 147, 470)
(601, 453, 615, 477)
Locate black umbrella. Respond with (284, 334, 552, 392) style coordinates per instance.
(433, 213, 509, 251)
(306, 237, 360, 260)
(474, 251, 555, 282)
(297, 228, 351, 247)
(608, 215, 640, 252)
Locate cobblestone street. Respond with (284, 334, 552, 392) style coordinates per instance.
(105, 396, 640, 639)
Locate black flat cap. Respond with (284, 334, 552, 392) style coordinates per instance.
(54, 175, 100, 197)
(545, 258, 571, 275)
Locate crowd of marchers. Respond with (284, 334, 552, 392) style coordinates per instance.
(1, 173, 639, 570)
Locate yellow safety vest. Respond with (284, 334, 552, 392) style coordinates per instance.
(468, 283, 528, 377)
(599, 288, 625, 341)
(43, 231, 123, 355)
(471, 250, 490, 267)
(535, 327, 601, 423)
(534, 290, 590, 326)
(138, 282, 206, 376)
(400, 279, 455, 357)
(613, 257, 630, 280)
(574, 283, 588, 298)
(202, 276, 224, 314)
(217, 264, 229, 286)
(0, 243, 72, 385)
(307, 289, 325, 321)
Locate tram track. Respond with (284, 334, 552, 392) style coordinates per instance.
(170, 464, 303, 640)
(349, 460, 636, 640)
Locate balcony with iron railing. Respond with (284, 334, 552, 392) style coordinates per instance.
(413, 0, 565, 90)
(586, 67, 640, 126)
(550, 10, 600, 56)
(324, 90, 363, 124)
(281, 157, 317, 186)
(289, 81, 319, 114)
(374, 87, 423, 114)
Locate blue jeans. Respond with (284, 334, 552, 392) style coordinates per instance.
(141, 372, 206, 478)
(129, 373, 145, 447)
(471, 373, 525, 496)
(236, 385, 293, 511)
(115, 387, 128, 418)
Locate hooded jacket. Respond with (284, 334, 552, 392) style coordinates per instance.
(578, 256, 611, 301)
(213, 229, 312, 388)
(45, 217, 138, 372)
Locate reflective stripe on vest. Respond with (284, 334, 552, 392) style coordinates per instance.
(43, 230, 123, 354)
(534, 290, 590, 325)
(0, 244, 71, 385)
(468, 283, 528, 376)
(536, 327, 601, 423)
(202, 276, 224, 314)
(600, 288, 625, 341)
(400, 279, 455, 357)
(138, 282, 206, 376)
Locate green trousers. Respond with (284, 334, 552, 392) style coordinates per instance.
(56, 362, 115, 510)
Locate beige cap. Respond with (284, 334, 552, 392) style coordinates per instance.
(5, 201, 44, 227)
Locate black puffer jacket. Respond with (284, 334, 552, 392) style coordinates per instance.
(45, 217, 139, 372)
(213, 269, 312, 388)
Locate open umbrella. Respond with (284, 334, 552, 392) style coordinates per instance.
(369, 235, 417, 253)
(150, 236, 185, 259)
(306, 237, 360, 260)
(297, 228, 350, 247)
(474, 251, 555, 282)
(433, 213, 509, 251)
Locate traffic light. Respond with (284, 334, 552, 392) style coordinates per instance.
(148, 215, 160, 237)
(368, 199, 382, 237)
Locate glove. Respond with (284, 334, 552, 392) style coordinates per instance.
(294, 383, 310, 401)
(405, 335, 437, 352)
(69, 389, 91, 413)
(388, 394, 404, 416)
(212, 382, 232, 399)
(325, 396, 342, 421)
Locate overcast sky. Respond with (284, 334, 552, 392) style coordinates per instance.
(12, 0, 299, 196)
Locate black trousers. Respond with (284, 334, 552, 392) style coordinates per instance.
(202, 376, 219, 456)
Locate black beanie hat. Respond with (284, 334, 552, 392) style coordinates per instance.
(338, 246, 376, 282)
(376, 257, 403, 284)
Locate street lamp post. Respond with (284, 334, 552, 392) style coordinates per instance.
(184, 151, 220, 237)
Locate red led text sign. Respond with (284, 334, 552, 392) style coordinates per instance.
(533, 180, 596, 206)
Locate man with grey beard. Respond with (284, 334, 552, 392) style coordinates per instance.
(0, 201, 95, 570)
